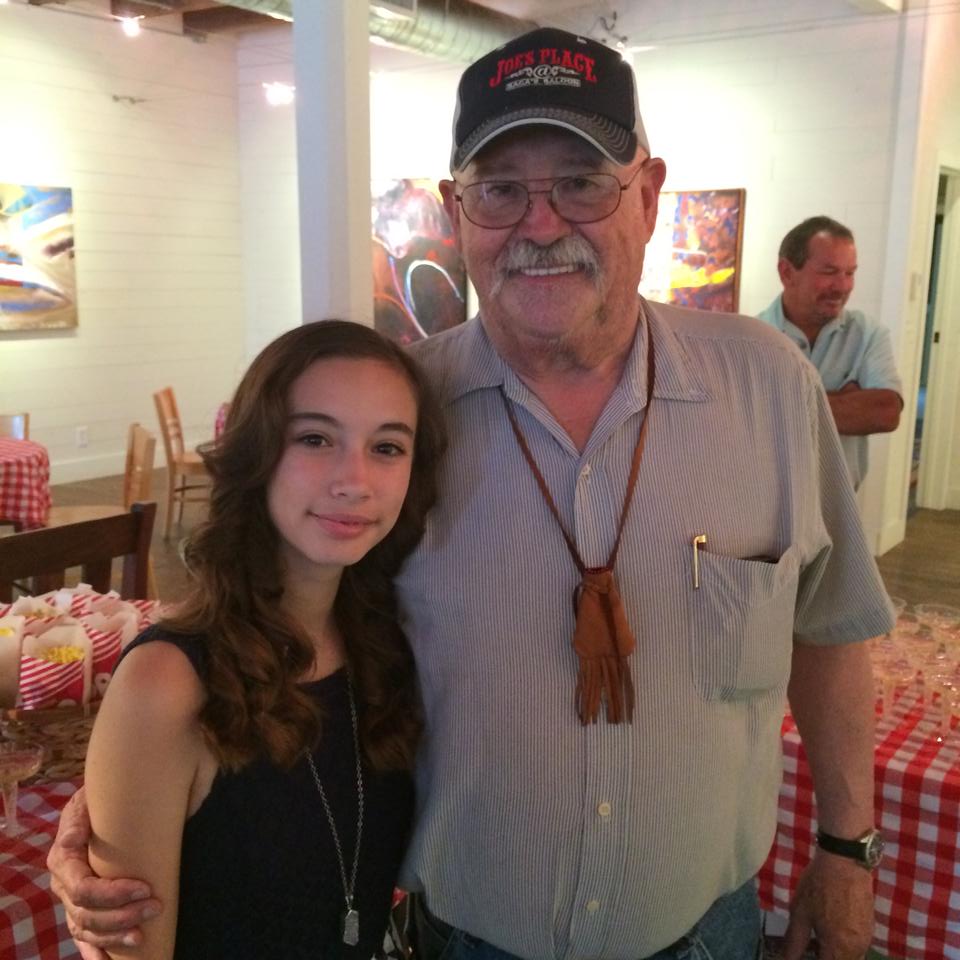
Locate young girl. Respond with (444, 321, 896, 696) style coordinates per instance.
(84, 320, 446, 960)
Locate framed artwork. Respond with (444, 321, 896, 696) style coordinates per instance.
(640, 188, 745, 313)
(371, 178, 466, 345)
(0, 183, 77, 331)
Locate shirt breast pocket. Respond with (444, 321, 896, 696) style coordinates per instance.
(687, 545, 800, 701)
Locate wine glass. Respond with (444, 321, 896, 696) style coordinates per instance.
(888, 595, 908, 622)
(915, 604, 960, 655)
(0, 741, 44, 838)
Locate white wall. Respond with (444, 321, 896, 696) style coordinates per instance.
(0, 0, 245, 482)
(235, 28, 301, 360)
(369, 58, 460, 185)
(233, 30, 465, 360)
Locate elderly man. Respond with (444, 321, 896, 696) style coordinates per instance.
(49, 27, 889, 960)
(758, 217, 903, 489)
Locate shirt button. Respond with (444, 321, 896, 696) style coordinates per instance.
(579, 464, 592, 481)
(585, 900, 601, 914)
(597, 802, 612, 818)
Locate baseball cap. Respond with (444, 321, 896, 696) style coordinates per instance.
(450, 27, 649, 172)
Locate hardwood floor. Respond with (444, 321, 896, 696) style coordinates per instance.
(39, 471, 960, 614)
(875, 508, 960, 608)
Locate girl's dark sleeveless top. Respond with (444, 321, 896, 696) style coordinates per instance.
(119, 626, 414, 960)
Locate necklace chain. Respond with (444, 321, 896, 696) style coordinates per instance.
(305, 674, 364, 946)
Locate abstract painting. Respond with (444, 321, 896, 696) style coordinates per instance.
(640, 188, 745, 313)
(371, 178, 466, 345)
(0, 183, 77, 331)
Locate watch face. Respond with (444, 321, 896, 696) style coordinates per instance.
(864, 830, 885, 868)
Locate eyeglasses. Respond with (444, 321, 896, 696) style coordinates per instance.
(454, 166, 644, 230)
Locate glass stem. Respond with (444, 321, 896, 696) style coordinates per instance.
(1, 781, 20, 837)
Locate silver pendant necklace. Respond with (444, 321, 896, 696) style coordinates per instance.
(305, 674, 364, 948)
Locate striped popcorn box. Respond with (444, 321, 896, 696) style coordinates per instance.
(87, 626, 123, 701)
(0, 614, 25, 708)
(18, 651, 85, 709)
(69, 591, 94, 617)
(82, 608, 140, 649)
(131, 599, 164, 631)
(20, 623, 92, 708)
(9, 595, 60, 618)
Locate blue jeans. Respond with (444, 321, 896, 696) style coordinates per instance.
(413, 880, 762, 960)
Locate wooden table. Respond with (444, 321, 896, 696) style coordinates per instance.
(0, 438, 51, 530)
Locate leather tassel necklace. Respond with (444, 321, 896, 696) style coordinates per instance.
(499, 321, 654, 724)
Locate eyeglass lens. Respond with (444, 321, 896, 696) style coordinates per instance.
(460, 174, 624, 228)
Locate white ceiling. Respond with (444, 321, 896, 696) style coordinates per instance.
(371, 0, 897, 72)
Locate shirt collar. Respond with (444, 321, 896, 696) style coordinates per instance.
(770, 294, 851, 349)
(439, 300, 711, 409)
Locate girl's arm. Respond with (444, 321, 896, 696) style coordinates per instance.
(85, 641, 208, 960)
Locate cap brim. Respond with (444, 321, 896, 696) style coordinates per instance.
(451, 106, 645, 172)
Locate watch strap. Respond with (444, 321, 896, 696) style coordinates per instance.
(815, 828, 884, 869)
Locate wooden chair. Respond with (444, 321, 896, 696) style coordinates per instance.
(153, 387, 211, 539)
(44, 424, 159, 598)
(0, 502, 156, 603)
(47, 424, 156, 525)
(0, 412, 29, 440)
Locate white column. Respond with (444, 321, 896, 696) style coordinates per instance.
(292, 0, 373, 326)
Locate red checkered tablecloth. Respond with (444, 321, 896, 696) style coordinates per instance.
(0, 778, 81, 960)
(0, 438, 51, 530)
(214, 402, 230, 440)
(759, 693, 960, 960)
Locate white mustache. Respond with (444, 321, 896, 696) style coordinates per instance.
(493, 236, 603, 288)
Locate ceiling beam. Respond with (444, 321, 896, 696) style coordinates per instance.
(111, 0, 179, 18)
(183, 5, 279, 31)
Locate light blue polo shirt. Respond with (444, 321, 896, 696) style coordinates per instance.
(758, 294, 902, 488)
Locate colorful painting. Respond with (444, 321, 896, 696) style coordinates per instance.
(640, 189, 744, 313)
(371, 178, 466, 345)
(0, 183, 77, 331)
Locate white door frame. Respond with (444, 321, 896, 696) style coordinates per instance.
(918, 160, 960, 509)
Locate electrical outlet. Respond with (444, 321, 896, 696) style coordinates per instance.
(75, 425, 89, 448)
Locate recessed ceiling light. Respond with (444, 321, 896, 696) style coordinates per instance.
(119, 16, 143, 37)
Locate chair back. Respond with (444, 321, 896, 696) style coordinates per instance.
(0, 502, 156, 603)
(0, 412, 30, 440)
(122, 423, 157, 509)
(153, 387, 185, 465)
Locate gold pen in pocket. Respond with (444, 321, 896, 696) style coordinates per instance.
(692, 534, 707, 589)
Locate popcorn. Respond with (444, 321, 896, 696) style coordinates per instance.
(22, 623, 91, 709)
(0, 589, 163, 711)
(35, 645, 86, 664)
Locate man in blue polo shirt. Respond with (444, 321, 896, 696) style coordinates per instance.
(758, 216, 902, 489)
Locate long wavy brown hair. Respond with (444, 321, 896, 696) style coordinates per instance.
(162, 320, 446, 773)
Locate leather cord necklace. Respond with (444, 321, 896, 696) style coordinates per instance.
(305, 675, 364, 946)
(499, 321, 654, 724)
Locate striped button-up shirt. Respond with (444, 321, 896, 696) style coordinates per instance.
(400, 300, 892, 960)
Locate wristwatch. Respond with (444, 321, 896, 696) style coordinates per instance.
(815, 827, 885, 869)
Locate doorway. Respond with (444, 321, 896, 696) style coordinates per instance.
(915, 168, 960, 513)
